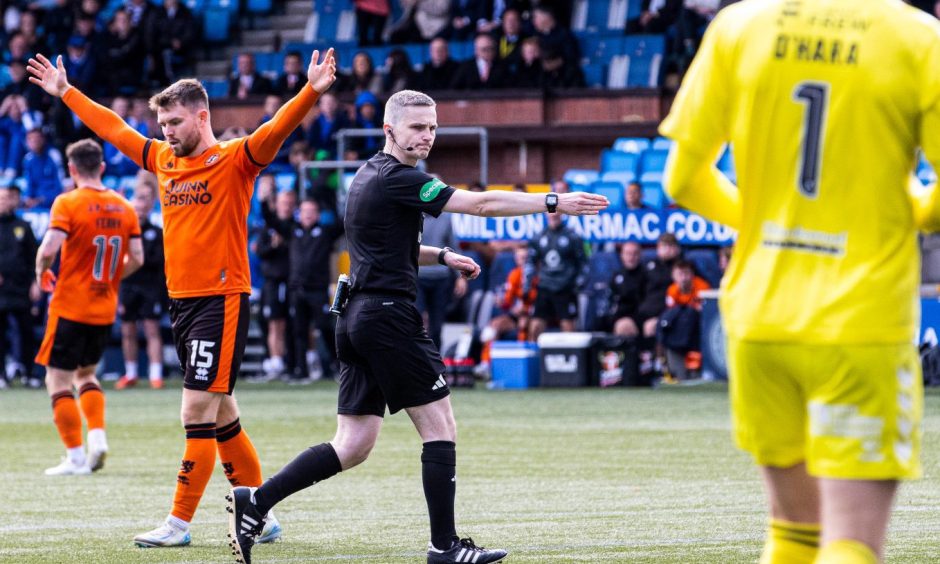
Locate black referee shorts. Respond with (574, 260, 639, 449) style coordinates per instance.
(335, 295, 449, 416)
(119, 284, 167, 322)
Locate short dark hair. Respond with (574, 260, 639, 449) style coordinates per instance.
(672, 258, 694, 272)
(300, 198, 319, 208)
(65, 138, 104, 178)
(658, 232, 679, 246)
(285, 50, 302, 61)
(149, 78, 209, 112)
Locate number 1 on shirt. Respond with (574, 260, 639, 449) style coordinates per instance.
(793, 82, 829, 198)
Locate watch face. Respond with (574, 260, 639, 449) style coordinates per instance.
(547, 194, 558, 205)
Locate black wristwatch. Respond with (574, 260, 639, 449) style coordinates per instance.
(438, 246, 454, 265)
(545, 192, 559, 213)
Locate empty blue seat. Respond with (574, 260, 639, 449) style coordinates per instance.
(587, 251, 619, 290)
(612, 137, 650, 154)
(627, 0, 643, 20)
(246, 0, 271, 13)
(640, 181, 667, 208)
(201, 79, 228, 98)
(580, 34, 625, 64)
(716, 145, 735, 175)
(639, 171, 663, 185)
(450, 41, 473, 59)
(582, 63, 605, 87)
(600, 149, 639, 174)
(625, 35, 666, 87)
(585, 0, 610, 32)
(206, 0, 238, 13)
(686, 249, 722, 288)
(589, 181, 626, 210)
(640, 148, 669, 174)
(203, 9, 230, 42)
(600, 170, 636, 187)
(563, 169, 599, 188)
(651, 137, 673, 151)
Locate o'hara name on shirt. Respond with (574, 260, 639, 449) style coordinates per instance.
(163, 179, 212, 207)
(774, 34, 859, 65)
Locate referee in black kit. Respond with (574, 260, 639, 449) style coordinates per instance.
(228, 90, 609, 564)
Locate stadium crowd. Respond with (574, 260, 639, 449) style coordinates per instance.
(2, 0, 940, 391)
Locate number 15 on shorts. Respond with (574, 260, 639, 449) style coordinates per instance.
(189, 339, 216, 381)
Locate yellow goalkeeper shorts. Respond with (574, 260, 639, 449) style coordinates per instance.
(728, 339, 922, 480)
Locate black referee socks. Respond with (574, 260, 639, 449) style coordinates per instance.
(422, 441, 459, 550)
(252, 442, 342, 515)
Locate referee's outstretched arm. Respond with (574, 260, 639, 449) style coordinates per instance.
(444, 188, 609, 217)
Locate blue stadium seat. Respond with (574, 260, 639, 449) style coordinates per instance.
(202, 9, 231, 42)
(450, 41, 473, 59)
(716, 145, 735, 176)
(917, 153, 936, 185)
(201, 79, 228, 99)
(627, 0, 643, 20)
(600, 170, 636, 188)
(274, 173, 295, 193)
(184, 0, 204, 13)
(489, 251, 518, 293)
(587, 251, 619, 289)
(612, 137, 650, 154)
(580, 34, 625, 64)
(563, 169, 599, 189)
(581, 250, 619, 330)
(582, 63, 605, 88)
(640, 181, 667, 209)
(246, 0, 271, 13)
(589, 181, 626, 211)
(640, 148, 669, 174)
(639, 171, 663, 185)
(625, 35, 666, 88)
(651, 137, 673, 151)
(600, 149, 639, 174)
(686, 249, 722, 288)
(206, 0, 238, 13)
(402, 43, 426, 66)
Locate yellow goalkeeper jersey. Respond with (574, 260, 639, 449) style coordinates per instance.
(660, 0, 940, 344)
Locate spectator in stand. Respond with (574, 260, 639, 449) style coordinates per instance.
(628, 0, 682, 33)
(18, 11, 47, 56)
(626, 181, 647, 210)
(130, 97, 154, 137)
(338, 51, 383, 97)
(485, 246, 536, 344)
(103, 9, 143, 96)
(552, 178, 570, 194)
(102, 96, 144, 177)
(658, 258, 709, 381)
(391, 0, 451, 43)
(272, 51, 306, 98)
(22, 128, 63, 208)
(0, 185, 40, 389)
(354, 0, 389, 46)
(501, 36, 541, 88)
(539, 44, 585, 89)
(525, 212, 589, 341)
(416, 38, 459, 91)
(64, 36, 96, 93)
(446, 0, 491, 41)
(451, 33, 506, 90)
(718, 245, 732, 274)
(1, 60, 46, 111)
(606, 242, 646, 336)
(0, 95, 42, 181)
(261, 194, 343, 381)
(351, 91, 382, 158)
(492, 7, 525, 60)
(124, 0, 154, 29)
(383, 48, 417, 94)
(42, 0, 75, 54)
(259, 94, 303, 168)
(306, 92, 351, 159)
(229, 52, 273, 99)
(253, 177, 294, 380)
(115, 180, 168, 390)
(145, 0, 197, 86)
(73, 12, 106, 62)
(532, 6, 578, 64)
(6, 33, 33, 66)
(417, 209, 466, 349)
(636, 232, 681, 372)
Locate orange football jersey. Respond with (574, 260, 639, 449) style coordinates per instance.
(48, 187, 141, 324)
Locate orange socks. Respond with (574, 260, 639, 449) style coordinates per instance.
(170, 423, 217, 523)
(216, 419, 263, 487)
(78, 383, 105, 430)
(51, 391, 83, 449)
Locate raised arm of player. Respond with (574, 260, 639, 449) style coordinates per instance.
(444, 189, 609, 217)
(662, 143, 742, 230)
(26, 54, 148, 167)
(121, 237, 145, 280)
(245, 48, 337, 165)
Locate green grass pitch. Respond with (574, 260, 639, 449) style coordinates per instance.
(2, 382, 939, 563)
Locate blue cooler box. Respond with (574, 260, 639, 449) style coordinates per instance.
(490, 341, 540, 389)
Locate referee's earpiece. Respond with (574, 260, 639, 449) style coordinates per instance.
(388, 128, 414, 152)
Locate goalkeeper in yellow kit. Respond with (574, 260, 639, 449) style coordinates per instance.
(660, 0, 940, 562)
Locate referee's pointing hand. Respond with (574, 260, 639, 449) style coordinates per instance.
(557, 192, 610, 215)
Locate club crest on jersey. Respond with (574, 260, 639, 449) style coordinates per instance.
(205, 153, 220, 166)
(13, 226, 24, 240)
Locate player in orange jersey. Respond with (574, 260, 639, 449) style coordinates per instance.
(34, 139, 143, 476)
(27, 48, 337, 547)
